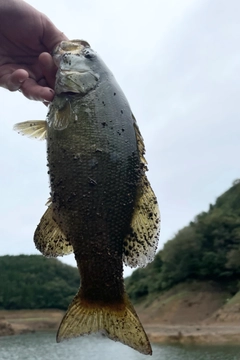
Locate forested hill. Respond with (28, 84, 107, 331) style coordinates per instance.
(1, 180, 240, 311)
(125, 180, 240, 301)
(0, 255, 79, 310)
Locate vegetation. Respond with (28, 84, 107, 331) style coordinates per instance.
(2, 181, 240, 310)
(0, 255, 79, 310)
(125, 181, 240, 301)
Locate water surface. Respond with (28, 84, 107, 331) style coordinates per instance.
(1, 332, 240, 360)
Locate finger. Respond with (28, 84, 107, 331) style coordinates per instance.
(0, 69, 29, 91)
(20, 77, 55, 102)
(41, 16, 69, 52)
(39, 52, 57, 89)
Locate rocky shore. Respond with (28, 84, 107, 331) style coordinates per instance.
(0, 309, 64, 337)
(145, 324, 240, 344)
(1, 282, 240, 345)
(1, 309, 240, 345)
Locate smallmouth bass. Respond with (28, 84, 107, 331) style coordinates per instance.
(14, 40, 160, 355)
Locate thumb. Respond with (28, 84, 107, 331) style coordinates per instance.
(41, 15, 68, 53)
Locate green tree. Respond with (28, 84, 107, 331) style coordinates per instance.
(0, 255, 79, 310)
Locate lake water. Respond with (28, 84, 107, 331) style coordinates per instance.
(0, 332, 240, 360)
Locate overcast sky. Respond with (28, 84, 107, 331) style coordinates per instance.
(1, 0, 240, 277)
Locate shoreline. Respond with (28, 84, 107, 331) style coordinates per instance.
(1, 310, 240, 345)
(145, 324, 240, 345)
(0, 309, 64, 337)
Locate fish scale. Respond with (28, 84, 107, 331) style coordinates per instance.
(47, 92, 140, 304)
(14, 40, 160, 355)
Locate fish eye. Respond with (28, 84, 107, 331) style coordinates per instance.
(84, 50, 94, 59)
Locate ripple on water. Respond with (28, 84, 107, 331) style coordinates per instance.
(0, 332, 240, 360)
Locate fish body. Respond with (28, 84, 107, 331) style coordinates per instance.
(14, 40, 160, 355)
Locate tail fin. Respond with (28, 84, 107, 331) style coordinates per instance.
(57, 291, 152, 355)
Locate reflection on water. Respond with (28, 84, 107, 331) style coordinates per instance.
(0, 332, 240, 360)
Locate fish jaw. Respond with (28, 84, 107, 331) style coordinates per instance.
(53, 40, 100, 94)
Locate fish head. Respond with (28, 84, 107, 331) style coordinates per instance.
(53, 40, 101, 95)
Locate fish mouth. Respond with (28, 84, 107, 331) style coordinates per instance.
(53, 40, 90, 55)
(53, 40, 90, 65)
(53, 40, 93, 71)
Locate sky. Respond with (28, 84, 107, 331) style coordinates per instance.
(1, 0, 240, 277)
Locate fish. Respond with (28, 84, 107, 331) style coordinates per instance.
(14, 40, 160, 355)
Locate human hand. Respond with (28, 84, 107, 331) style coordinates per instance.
(0, 0, 68, 103)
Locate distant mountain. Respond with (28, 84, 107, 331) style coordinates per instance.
(0, 255, 79, 310)
(125, 180, 240, 302)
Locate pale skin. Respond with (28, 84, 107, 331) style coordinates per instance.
(0, 0, 68, 103)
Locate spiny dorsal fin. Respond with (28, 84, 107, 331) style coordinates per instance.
(34, 203, 73, 257)
(123, 175, 160, 268)
(13, 120, 47, 140)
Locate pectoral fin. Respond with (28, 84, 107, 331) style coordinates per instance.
(13, 121, 47, 140)
(48, 97, 70, 130)
(34, 203, 73, 257)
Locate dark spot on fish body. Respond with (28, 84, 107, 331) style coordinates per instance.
(73, 153, 81, 161)
(88, 177, 97, 186)
(148, 212, 153, 219)
(50, 175, 55, 183)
